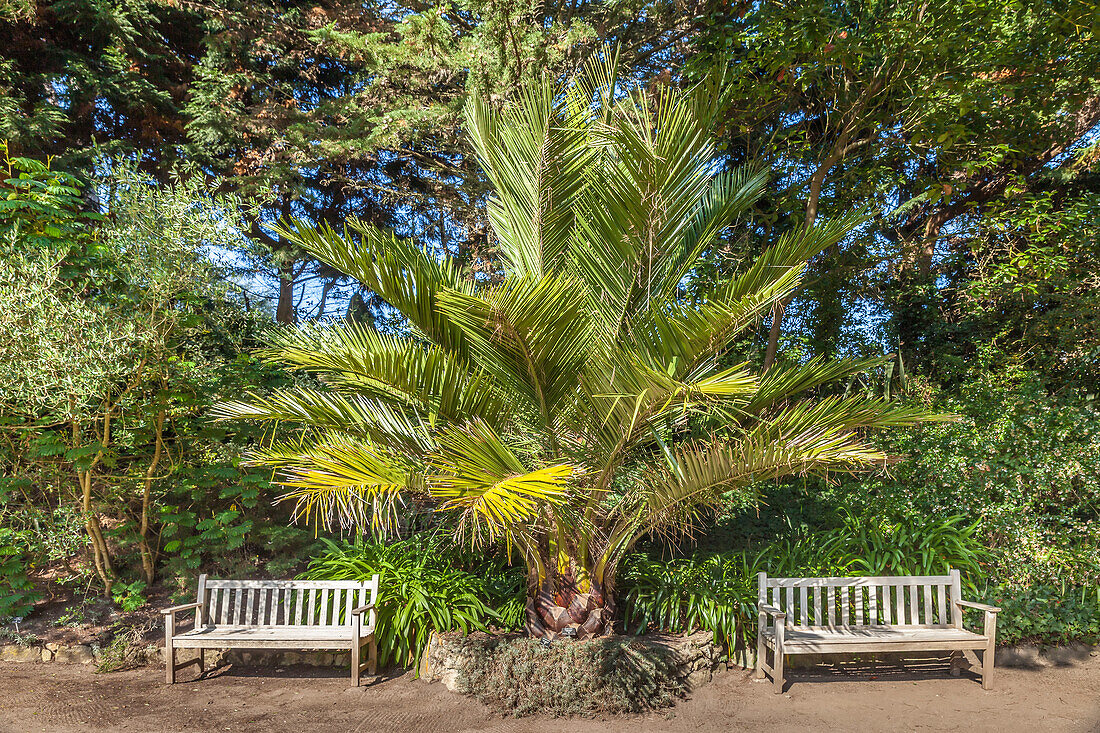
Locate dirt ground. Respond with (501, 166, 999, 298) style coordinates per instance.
(2, 654, 1099, 733)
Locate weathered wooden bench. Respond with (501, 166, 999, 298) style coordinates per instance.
(162, 574, 379, 685)
(755, 569, 1000, 693)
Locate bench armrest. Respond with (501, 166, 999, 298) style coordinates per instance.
(760, 604, 786, 620)
(161, 602, 202, 617)
(956, 600, 1001, 613)
(350, 603, 375, 616)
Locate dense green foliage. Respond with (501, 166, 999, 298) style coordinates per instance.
(300, 534, 524, 668)
(0, 0, 1096, 683)
(0, 148, 318, 606)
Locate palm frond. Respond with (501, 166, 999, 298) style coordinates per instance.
(247, 432, 423, 532)
(428, 420, 574, 540)
(259, 321, 510, 428)
(274, 217, 473, 358)
(438, 274, 594, 429)
(465, 80, 595, 277)
(745, 356, 889, 413)
(212, 388, 433, 454)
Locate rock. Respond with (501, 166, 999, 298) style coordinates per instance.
(40, 647, 53, 662)
(684, 668, 712, 691)
(439, 669, 461, 692)
(0, 645, 42, 663)
(53, 645, 96, 665)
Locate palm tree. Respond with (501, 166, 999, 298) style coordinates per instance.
(215, 63, 934, 639)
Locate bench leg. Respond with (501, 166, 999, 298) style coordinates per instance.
(772, 647, 784, 694)
(772, 621, 785, 694)
(949, 651, 962, 676)
(754, 632, 765, 679)
(352, 639, 361, 687)
(981, 643, 995, 690)
(165, 615, 175, 684)
(198, 648, 204, 677)
(367, 637, 377, 676)
(982, 611, 997, 690)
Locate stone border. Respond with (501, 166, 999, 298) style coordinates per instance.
(419, 631, 725, 693)
(3, 639, 1096, 672)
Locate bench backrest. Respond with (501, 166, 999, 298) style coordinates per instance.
(758, 569, 963, 631)
(195, 575, 379, 628)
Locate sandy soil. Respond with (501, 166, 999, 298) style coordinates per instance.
(2, 655, 1099, 733)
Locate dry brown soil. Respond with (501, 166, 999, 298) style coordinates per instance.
(2, 655, 1099, 733)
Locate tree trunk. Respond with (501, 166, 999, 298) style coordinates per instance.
(73, 415, 114, 594)
(763, 153, 832, 370)
(79, 467, 114, 594)
(524, 544, 614, 640)
(138, 408, 166, 585)
(316, 277, 336, 319)
(276, 257, 297, 324)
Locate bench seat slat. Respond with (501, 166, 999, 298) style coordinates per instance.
(761, 625, 988, 653)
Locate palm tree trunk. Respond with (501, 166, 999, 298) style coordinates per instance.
(524, 544, 614, 639)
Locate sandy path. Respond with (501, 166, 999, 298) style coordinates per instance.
(1, 655, 1098, 733)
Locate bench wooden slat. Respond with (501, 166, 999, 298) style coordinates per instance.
(937, 584, 947, 625)
(764, 574, 953, 587)
(827, 585, 836, 626)
(799, 586, 808, 626)
(908, 584, 919, 625)
(923, 584, 934, 625)
(204, 579, 368, 589)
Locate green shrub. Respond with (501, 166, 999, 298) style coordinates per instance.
(988, 582, 1100, 645)
(835, 374, 1100, 586)
(823, 511, 989, 583)
(0, 526, 40, 622)
(619, 552, 758, 652)
(300, 533, 525, 669)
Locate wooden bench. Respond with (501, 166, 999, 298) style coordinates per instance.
(162, 574, 379, 685)
(755, 569, 1000, 693)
